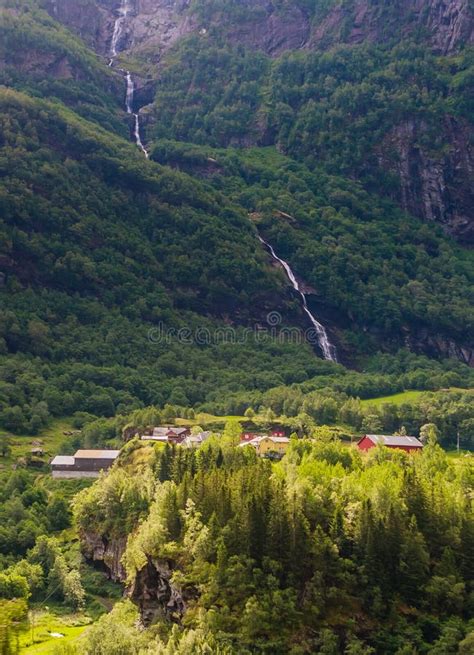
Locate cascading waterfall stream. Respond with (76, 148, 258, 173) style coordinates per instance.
(109, 0, 148, 158)
(258, 236, 338, 362)
(125, 73, 149, 158)
(109, 0, 131, 64)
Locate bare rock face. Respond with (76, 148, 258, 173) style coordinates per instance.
(310, 0, 474, 55)
(41, 0, 113, 53)
(217, 3, 310, 57)
(81, 531, 128, 582)
(406, 330, 474, 366)
(41, 0, 196, 60)
(128, 558, 186, 624)
(125, 0, 195, 62)
(43, 0, 473, 60)
(377, 117, 474, 243)
(80, 531, 186, 622)
(423, 0, 474, 54)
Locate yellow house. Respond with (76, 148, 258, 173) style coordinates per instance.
(240, 436, 290, 458)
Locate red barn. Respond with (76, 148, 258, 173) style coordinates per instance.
(357, 434, 423, 453)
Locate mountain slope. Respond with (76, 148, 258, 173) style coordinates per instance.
(34, 0, 474, 243)
(152, 142, 473, 360)
(0, 0, 472, 434)
(40, 0, 474, 58)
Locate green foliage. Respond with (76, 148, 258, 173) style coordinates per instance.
(0, 1, 472, 653)
(0, 6, 472, 435)
(154, 141, 473, 350)
(0, 598, 28, 655)
(0, 84, 336, 430)
(0, 469, 72, 560)
(154, 37, 270, 147)
(0, 0, 125, 135)
(73, 467, 154, 538)
(79, 439, 473, 653)
(82, 600, 145, 655)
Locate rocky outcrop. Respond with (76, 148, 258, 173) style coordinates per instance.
(41, 0, 196, 60)
(80, 531, 186, 622)
(128, 557, 186, 624)
(81, 531, 128, 581)
(423, 0, 474, 54)
(310, 0, 474, 55)
(377, 117, 474, 243)
(406, 331, 474, 366)
(123, 0, 195, 62)
(41, 0, 113, 53)
(217, 2, 310, 57)
(46, 0, 472, 62)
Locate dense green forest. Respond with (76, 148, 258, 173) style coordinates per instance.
(152, 143, 473, 349)
(0, 0, 472, 438)
(150, 36, 474, 176)
(1, 421, 473, 653)
(72, 438, 474, 652)
(0, 0, 473, 651)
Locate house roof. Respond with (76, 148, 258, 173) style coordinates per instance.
(152, 427, 171, 436)
(186, 431, 211, 442)
(239, 435, 290, 447)
(51, 455, 75, 466)
(363, 435, 423, 448)
(74, 449, 120, 459)
(239, 438, 259, 447)
(267, 436, 290, 444)
(153, 427, 188, 436)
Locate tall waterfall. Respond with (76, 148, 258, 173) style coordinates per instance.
(258, 236, 338, 362)
(109, 0, 131, 63)
(125, 72, 149, 158)
(109, 2, 148, 158)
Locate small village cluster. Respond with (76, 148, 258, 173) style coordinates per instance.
(50, 428, 424, 478)
(140, 426, 212, 448)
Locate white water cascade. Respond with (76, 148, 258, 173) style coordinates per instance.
(125, 72, 149, 158)
(109, 0, 131, 64)
(109, 1, 148, 158)
(258, 236, 338, 362)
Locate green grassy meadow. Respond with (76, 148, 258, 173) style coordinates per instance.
(0, 418, 74, 468)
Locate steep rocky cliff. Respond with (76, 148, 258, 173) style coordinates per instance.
(376, 116, 474, 243)
(0, 3, 123, 96)
(310, 0, 474, 55)
(41, 0, 196, 59)
(42, 0, 474, 60)
(81, 530, 128, 582)
(80, 530, 186, 622)
(40, 0, 112, 53)
(128, 558, 186, 624)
